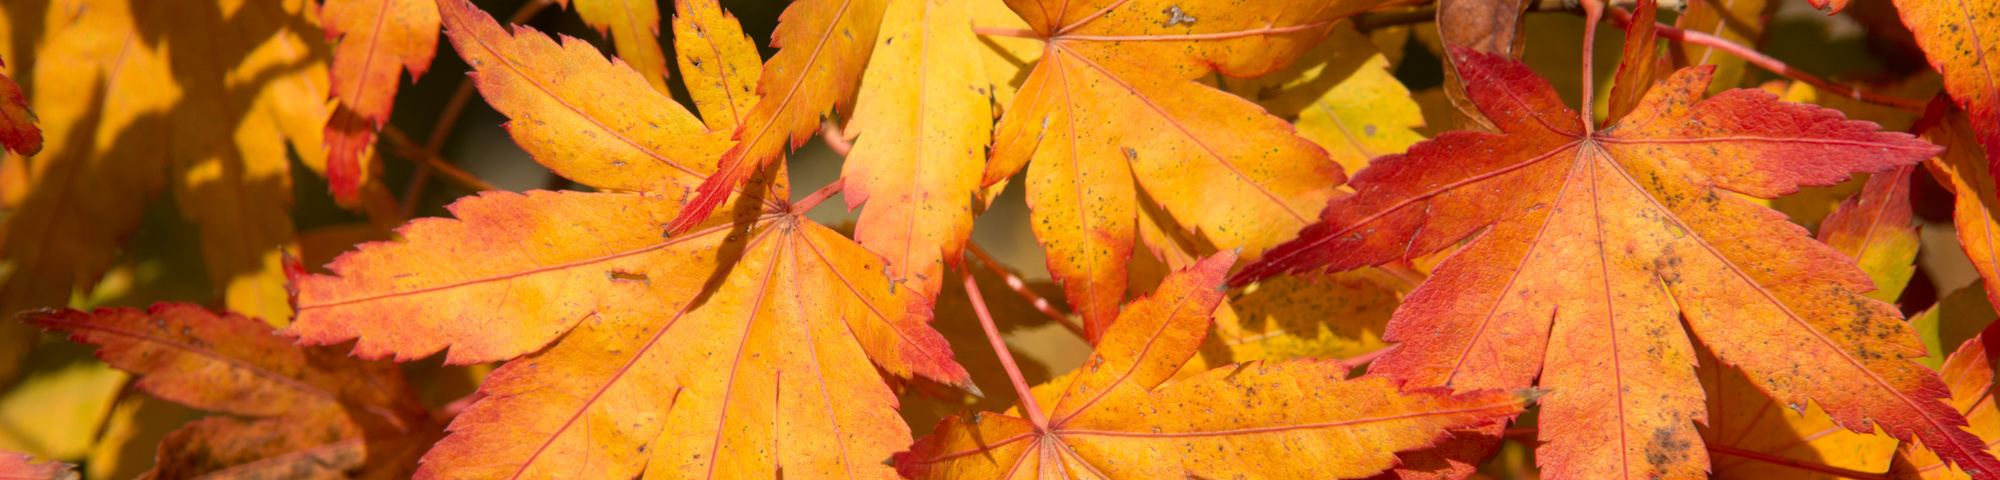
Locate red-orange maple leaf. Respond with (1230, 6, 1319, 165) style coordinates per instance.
(1235, 46, 1996, 478)
(1893, 0, 1999, 191)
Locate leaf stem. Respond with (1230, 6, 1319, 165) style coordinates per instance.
(1605, 7, 1928, 112)
(401, 0, 558, 219)
(1353, 0, 1571, 32)
(437, 391, 485, 421)
(1339, 344, 1400, 369)
(972, 26, 1043, 39)
(1378, 262, 1429, 289)
(1579, 0, 1604, 131)
(790, 178, 844, 215)
(819, 120, 853, 156)
(382, 125, 501, 192)
(961, 268, 1051, 430)
(1499, 427, 1889, 480)
(967, 242, 1085, 338)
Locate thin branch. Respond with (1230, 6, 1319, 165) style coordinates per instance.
(820, 120, 853, 156)
(1378, 262, 1429, 289)
(1353, 0, 1572, 32)
(401, 0, 558, 219)
(790, 178, 844, 215)
(962, 268, 1051, 430)
(1606, 7, 1928, 112)
(967, 242, 1086, 338)
(972, 26, 1043, 39)
(437, 391, 484, 421)
(1500, 427, 1889, 480)
(1580, 0, 1605, 131)
(381, 125, 500, 192)
(1339, 344, 1400, 369)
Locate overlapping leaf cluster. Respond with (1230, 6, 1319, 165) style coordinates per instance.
(9, 0, 2000, 478)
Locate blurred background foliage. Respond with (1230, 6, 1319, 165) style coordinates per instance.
(0, 0, 1966, 477)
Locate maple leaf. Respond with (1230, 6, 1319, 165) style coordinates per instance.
(1816, 165, 1920, 304)
(0, 0, 324, 381)
(1234, 46, 1999, 478)
(894, 251, 1533, 478)
(164, 0, 328, 323)
(1695, 184, 1934, 478)
(1914, 284, 2000, 373)
(286, 0, 971, 477)
(0, 451, 71, 480)
(1897, 311, 2000, 479)
(1211, 270, 1400, 365)
(321, 0, 439, 204)
(26, 303, 438, 479)
(670, 0, 761, 134)
(1893, 0, 2000, 190)
(954, 0, 1376, 341)
(1922, 104, 2000, 314)
(1222, 22, 1430, 176)
(0, 60, 38, 157)
(839, 0, 997, 300)
(565, 0, 670, 95)
(1604, 0, 1660, 126)
(671, 0, 889, 233)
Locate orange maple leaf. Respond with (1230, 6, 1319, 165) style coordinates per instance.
(839, 0, 998, 300)
(895, 251, 1531, 478)
(1893, 0, 1999, 191)
(28, 303, 438, 479)
(933, 0, 1378, 342)
(1924, 103, 2000, 320)
(564, 0, 671, 95)
(286, 0, 971, 477)
(1234, 47, 1998, 478)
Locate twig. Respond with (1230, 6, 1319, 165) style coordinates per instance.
(1500, 427, 1889, 480)
(790, 178, 844, 214)
(1353, 0, 1571, 32)
(962, 268, 1051, 430)
(1605, 7, 1928, 112)
(820, 120, 853, 156)
(382, 126, 501, 193)
(967, 242, 1086, 338)
(972, 26, 1042, 38)
(401, 0, 558, 219)
(1580, 0, 1605, 131)
(1339, 344, 1400, 369)
(1378, 262, 1429, 289)
(437, 392, 485, 421)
